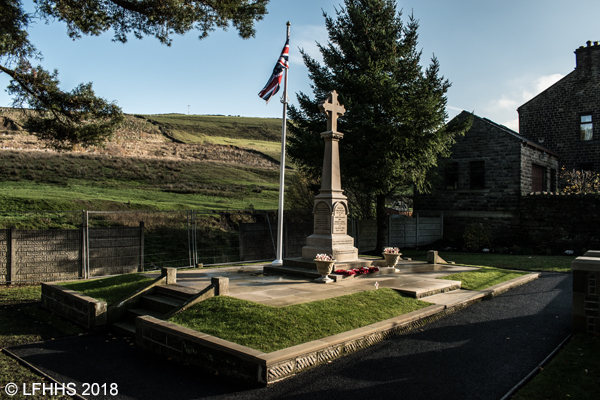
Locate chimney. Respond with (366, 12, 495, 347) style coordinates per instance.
(575, 40, 600, 73)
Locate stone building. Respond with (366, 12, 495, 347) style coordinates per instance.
(414, 111, 559, 244)
(518, 41, 600, 172)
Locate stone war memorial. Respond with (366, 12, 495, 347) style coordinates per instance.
(273, 90, 373, 276)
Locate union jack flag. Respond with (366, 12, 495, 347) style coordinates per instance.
(258, 36, 290, 103)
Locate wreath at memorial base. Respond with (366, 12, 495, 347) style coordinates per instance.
(334, 266, 379, 276)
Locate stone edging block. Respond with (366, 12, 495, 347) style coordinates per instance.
(41, 283, 107, 330)
(480, 272, 540, 298)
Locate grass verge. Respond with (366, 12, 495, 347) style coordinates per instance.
(58, 274, 154, 305)
(0, 283, 85, 400)
(438, 266, 528, 291)
(402, 250, 573, 273)
(0, 285, 41, 306)
(514, 334, 600, 399)
(169, 288, 431, 353)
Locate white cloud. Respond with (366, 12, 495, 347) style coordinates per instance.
(490, 95, 519, 111)
(534, 73, 564, 94)
(290, 25, 328, 67)
(482, 73, 565, 132)
(502, 118, 519, 132)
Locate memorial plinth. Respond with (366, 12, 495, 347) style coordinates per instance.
(277, 90, 372, 272)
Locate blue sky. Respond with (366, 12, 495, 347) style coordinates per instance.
(2, 0, 600, 132)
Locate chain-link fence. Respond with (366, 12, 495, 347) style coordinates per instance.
(0, 209, 442, 284)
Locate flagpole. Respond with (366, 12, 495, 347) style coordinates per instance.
(272, 21, 290, 266)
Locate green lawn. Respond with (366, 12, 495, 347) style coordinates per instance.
(403, 250, 573, 273)
(58, 274, 154, 305)
(438, 266, 528, 291)
(170, 289, 431, 352)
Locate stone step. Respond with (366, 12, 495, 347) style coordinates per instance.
(282, 257, 376, 271)
(264, 265, 350, 282)
(391, 279, 462, 299)
(112, 321, 136, 336)
(141, 294, 184, 314)
(154, 284, 199, 302)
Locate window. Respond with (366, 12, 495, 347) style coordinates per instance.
(581, 114, 593, 141)
(532, 164, 546, 192)
(469, 161, 485, 189)
(444, 162, 459, 189)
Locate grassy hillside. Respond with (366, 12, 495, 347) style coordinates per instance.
(0, 109, 289, 215)
(141, 114, 285, 162)
(142, 114, 282, 142)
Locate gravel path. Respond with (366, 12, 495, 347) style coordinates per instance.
(9, 272, 571, 400)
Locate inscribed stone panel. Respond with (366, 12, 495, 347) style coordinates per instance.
(333, 203, 347, 234)
(314, 203, 331, 234)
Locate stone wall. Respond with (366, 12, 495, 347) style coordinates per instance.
(41, 283, 107, 330)
(518, 42, 600, 172)
(0, 226, 143, 284)
(519, 193, 600, 252)
(89, 227, 142, 276)
(571, 256, 600, 335)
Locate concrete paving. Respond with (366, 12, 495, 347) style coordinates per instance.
(142, 260, 480, 307)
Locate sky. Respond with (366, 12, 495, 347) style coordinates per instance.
(2, 0, 600, 132)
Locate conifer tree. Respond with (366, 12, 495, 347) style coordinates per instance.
(287, 0, 470, 251)
(0, 0, 269, 149)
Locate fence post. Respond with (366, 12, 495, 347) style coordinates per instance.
(187, 211, 192, 268)
(403, 218, 407, 248)
(416, 213, 419, 248)
(239, 223, 245, 262)
(139, 221, 145, 272)
(81, 211, 86, 278)
(8, 226, 16, 284)
(193, 211, 198, 267)
(85, 211, 90, 279)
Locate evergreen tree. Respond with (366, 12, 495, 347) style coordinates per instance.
(0, 0, 269, 149)
(287, 0, 471, 252)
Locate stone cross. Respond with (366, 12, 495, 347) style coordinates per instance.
(319, 90, 346, 132)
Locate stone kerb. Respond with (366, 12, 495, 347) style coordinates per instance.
(41, 283, 107, 330)
(135, 305, 450, 385)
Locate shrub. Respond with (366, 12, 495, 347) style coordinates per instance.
(463, 223, 492, 251)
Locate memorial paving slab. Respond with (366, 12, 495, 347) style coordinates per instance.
(137, 261, 481, 307)
(6, 271, 571, 400)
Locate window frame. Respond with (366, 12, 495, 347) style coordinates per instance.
(444, 162, 459, 190)
(580, 113, 593, 141)
(469, 161, 485, 190)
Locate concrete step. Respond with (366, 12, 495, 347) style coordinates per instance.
(112, 321, 136, 336)
(154, 284, 199, 302)
(264, 265, 350, 282)
(127, 308, 165, 323)
(391, 279, 462, 299)
(281, 257, 376, 271)
(141, 294, 184, 314)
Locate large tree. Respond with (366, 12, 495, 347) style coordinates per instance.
(0, 0, 269, 149)
(287, 0, 471, 252)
